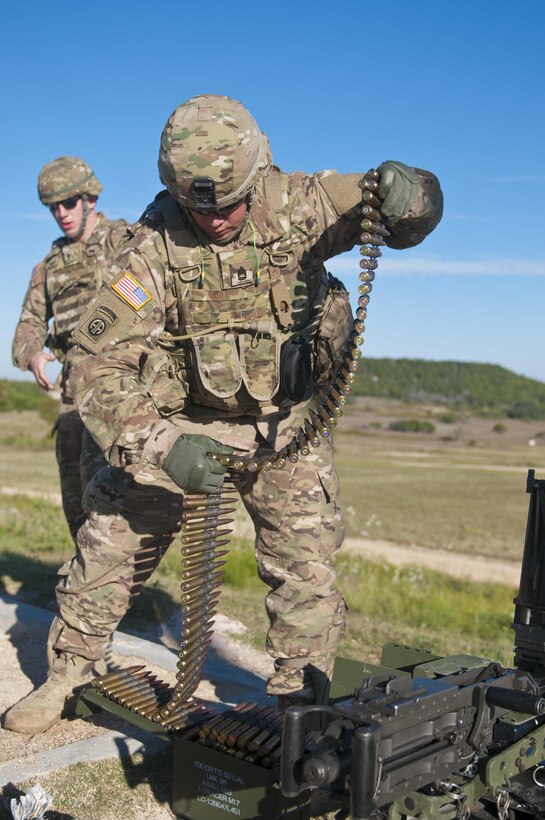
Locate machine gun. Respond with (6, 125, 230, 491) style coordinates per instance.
(281, 469, 545, 820)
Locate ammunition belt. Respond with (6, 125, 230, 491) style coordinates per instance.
(91, 483, 237, 731)
(212, 168, 387, 473)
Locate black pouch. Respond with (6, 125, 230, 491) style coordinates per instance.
(280, 334, 314, 402)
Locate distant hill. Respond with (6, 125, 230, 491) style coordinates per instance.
(3, 358, 545, 422)
(352, 358, 545, 420)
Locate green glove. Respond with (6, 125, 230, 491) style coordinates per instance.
(162, 434, 234, 493)
(377, 160, 420, 222)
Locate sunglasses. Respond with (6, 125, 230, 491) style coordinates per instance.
(50, 196, 80, 213)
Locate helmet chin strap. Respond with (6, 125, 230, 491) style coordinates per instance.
(71, 194, 91, 242)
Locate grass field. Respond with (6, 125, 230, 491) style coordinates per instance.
(2, 399, 541, 817)
(1, 399, 541, 670)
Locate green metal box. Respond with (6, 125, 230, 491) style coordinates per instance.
(172, 736, 311, 820)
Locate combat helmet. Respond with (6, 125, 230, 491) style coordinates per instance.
(37, 156, 103, 206)
(158, 95, 271, 212)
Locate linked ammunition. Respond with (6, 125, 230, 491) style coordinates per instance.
(256, 733, 282, 757)
(198, 704, 251, 739)
(181, 561, 227, 581)
(180, 628, 215, 650)
(180, 530, 233, 548)
(208, 704, 259, 742)
(322, 396, 343, 419)
(181, 516, 233, 534)
(180, 528, 232, 547)
(181, 505, 237, 524)
(180, 586, 222, 607)
(361, 188, 382, 209)
(181, 537, 233, 557)
(182, 549, 229, 567)
(360, 176, 379, 192)
(287, 441, 299, 463)
(309, 409, 329, 438)
(234, 708, 277, 748)
(360, 218, 387, 237)
(101, 676, 160, 699)
(360, 244, 382, 258)
(296, 429, 311, 455)
(152, 698, 205, 721)
(303, 419, 320, 447)
(318, 406, 337, 429)
(329, 387, 346, 406)
(97, 670, 158, 692)
(183, 496, 234, 510)
(92, 665, 145, 687)
(360, 204, 381, 221)
(180, 594, 220, 614)
(359, 265, 377, 280)
(182, 536, 230, 554)
(333, 376, 352, 395)
(248, 710, 283, 752)
(177, 639, 213, 665)
(360, 231, 385, 247)
(180, 568, 224, 591)
(180, 607, 218, 626)
(340, 366, 356, 383)
(221, 706, 270, 745)
(358, 294, 370, 308)
(121, 685, 172, 711)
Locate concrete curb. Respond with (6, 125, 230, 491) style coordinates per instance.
(0, 728, 167, 786)
(0, 595, 272, 788)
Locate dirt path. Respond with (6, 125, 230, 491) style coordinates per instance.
(341, 536, 521, 586)
(2, 484, 521, 586)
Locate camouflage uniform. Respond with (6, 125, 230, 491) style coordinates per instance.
(55, 98, 443, 702)
(12, 158, 127, 541)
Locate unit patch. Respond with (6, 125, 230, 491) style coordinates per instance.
(112, 272, 152, 310)
(30, 263, 45, 286)
(80, 304, 119, 343)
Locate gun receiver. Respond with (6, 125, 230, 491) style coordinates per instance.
(281, 470, 545, 819)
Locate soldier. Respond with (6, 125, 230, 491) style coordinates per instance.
(12, 157, 128, 542)
(4, 97, 443, 734)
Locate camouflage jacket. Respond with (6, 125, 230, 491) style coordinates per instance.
(71, 167, 442, 467)
(12, 213, 127, 399)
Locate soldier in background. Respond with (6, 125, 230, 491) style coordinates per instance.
(4, 97, 443, 734)
(12, 157, 127, 542)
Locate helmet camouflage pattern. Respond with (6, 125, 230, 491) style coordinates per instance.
(158, 94, 271, 211)
(37, 156, 103, 205)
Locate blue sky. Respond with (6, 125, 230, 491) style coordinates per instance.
(1, 0, 544, 384)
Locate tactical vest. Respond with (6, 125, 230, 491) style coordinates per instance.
(150, 174, 328, 417)
(45, 216, 126, 358)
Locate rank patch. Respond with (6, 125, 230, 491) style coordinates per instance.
(112, 272, 152, 310)
(230, 264, 255, 288)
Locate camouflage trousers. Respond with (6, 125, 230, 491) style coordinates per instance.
(55, 400, 106, 543)
(52, 437, 346, 697)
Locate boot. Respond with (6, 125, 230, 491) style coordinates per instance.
(3, 652, 97, 734)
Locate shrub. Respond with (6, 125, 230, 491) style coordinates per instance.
(388, 419, 435, 434)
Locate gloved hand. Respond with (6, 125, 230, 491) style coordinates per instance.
(377, 160, 420, 222)
(162, 434, 234, 493)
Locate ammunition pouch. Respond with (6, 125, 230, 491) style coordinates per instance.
(280, 334, 314, 402)
(314, 275, 353, 385)
(139, 346, 189, 417)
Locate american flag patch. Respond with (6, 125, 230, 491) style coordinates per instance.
(112, 272, 151, 310)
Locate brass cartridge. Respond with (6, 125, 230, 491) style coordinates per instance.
(296, 429, 311, 456)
